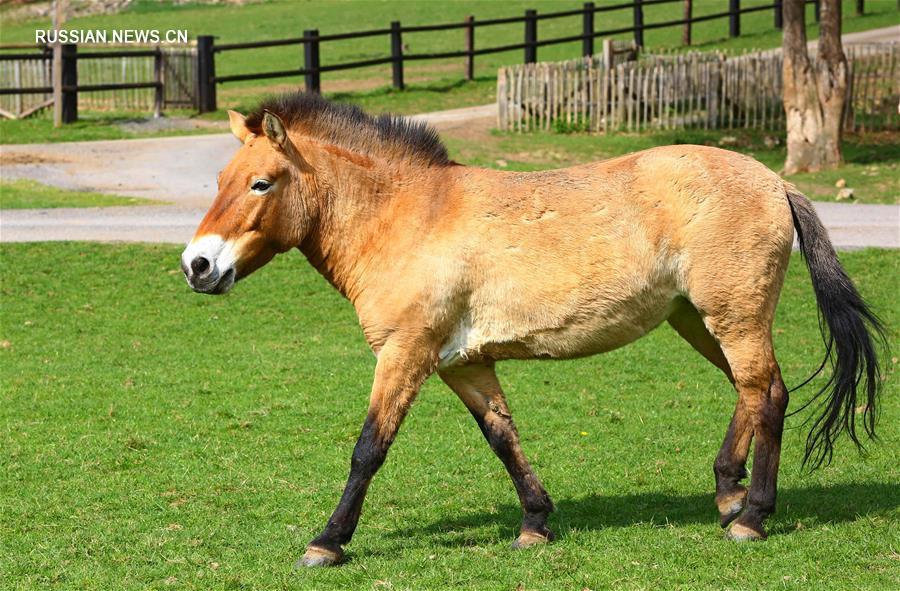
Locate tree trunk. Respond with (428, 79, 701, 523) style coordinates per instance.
(782, 0, 847, 174)
(815, 0, 847, 169)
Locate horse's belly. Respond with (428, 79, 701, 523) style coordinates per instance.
(438, 285, 677, 368)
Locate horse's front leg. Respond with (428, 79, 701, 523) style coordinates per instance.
(300, 335, 438, 567)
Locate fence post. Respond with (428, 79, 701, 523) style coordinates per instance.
(13, 59, 22, 114)
(582, 3, 594, 57)
(390, 21, 404, 90)
(524, 9, 537, 63)
(60, 42, 77, 123)
(465, 16, 475, 80)
(153, 48, 163, 118)
(304, 29, 321, 93)
(632, 0, 644, 48)
(774, 0, 783, 29)
(683, 0, 692, 46)
(196, 35, 216, 113)
(729, 0, 740, 38)
(855, 0, 864, 15)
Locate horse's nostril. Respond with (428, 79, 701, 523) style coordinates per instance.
(191, 256, 211, 277)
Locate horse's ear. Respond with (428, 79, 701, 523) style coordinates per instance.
(262, 110, 288, 150)
(227, 110, 250, 143)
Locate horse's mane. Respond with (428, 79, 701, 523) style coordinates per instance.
(245, 92, 451, 167)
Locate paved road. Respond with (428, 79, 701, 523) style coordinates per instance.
(2, 198, 897, 249)
(2, 205, 203, 244)
(809, 24, 899, 47)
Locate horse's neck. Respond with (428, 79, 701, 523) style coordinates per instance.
(300, 153, 441, 303)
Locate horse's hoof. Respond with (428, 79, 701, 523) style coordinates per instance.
(717, 489, 748, 528)
(297, 545, 343, 567)
(725, 522, 766, 542)
(511, 530, 554, 549)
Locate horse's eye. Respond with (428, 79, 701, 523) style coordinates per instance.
(251, 179, 272, 194)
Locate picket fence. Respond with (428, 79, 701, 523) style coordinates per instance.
(497, 43, 899, 133)
(0, 48, 196, 118)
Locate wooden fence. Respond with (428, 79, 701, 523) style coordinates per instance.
(497, 43, 900, 133)
(78, 49, 195, 111)
(0, 47, 195, 119)
(199, 0, 827, 113)
(0, 0, 886, 121)
(0, 54, 51, 119)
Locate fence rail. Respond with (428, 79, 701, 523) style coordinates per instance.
(0, 0, 881, 121)
(196, 0, 827, 113)
(497, 43, 900, 133)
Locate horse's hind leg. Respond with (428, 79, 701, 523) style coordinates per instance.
(668, 299, 752, 527)
(713, 402, 753, 527)
(726, 354, 788, 541)
(705, 322, 789, 541)
(668, 297, 734, 382)
(439, 363, 555, 548)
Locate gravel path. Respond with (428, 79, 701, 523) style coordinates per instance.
(0, 104, 497, 209)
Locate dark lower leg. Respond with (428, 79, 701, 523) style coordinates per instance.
(308, 417, 385, 554)
(440, 365, 554, 545)
(714, 400, 753, 527)
(730, 372, 788, 539)
(301, 337, 435, 566)
(470, 404, 555, 542)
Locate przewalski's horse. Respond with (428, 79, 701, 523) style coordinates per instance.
(181, 93, 884, 567)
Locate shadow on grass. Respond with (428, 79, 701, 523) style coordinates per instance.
(385, 481, 899, 547)
(843, 136, 900, 165)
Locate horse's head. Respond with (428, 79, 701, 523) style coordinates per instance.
(182, 110, 313, 294)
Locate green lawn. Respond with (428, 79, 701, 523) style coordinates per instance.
(0, 0, 896, 142)
(1, 242, 897, 590)
(0, 179, 163, 209)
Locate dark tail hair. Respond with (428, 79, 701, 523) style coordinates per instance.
(786, 188, 887, 469)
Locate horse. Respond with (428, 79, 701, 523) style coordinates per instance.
(181, 93, 884, 567)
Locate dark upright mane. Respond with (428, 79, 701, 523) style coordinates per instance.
(245, 93, 451, 167)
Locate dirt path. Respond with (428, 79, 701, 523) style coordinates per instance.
(0, 104, 496, 208)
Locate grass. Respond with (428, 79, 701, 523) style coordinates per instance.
(1, 242, 897, 590)
(0, 78, 495, 145)
(0, 179, 162, 209)
(0, 1, 896, 142)
(0, 110, 223, 145)
(442, 128, 900, 204)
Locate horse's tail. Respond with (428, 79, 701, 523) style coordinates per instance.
(785, 187, 887, 469)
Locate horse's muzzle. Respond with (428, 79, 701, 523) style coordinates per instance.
(181, 235, 237, 295)
(183, 257, 235, 294)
